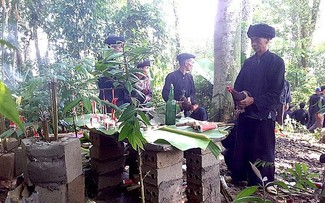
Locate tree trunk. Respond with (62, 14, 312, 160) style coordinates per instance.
(241, 0, 253, 62)
(212, 0, 242, 122)
(32, 24, 42, 67)
(1, 0, 7, 81)
(8, 1, 20, 84)
(172, 0, 180, 70)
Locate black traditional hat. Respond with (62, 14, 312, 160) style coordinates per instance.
(247, 23, 275, 39)
(176, 53, 195, 62)
(137, 60, 151, 68)
(104, 35, 125, 45)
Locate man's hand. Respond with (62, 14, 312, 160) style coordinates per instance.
(238, 96, 254, 108)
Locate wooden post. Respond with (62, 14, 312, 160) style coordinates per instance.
(50, 77, 58, 141)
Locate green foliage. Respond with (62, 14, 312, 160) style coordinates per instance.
(0, 81, 24, 131)
(0, 39, 17, 50)
(233, 162, 277, 202)
(253, 0, 323, 108)
(233, 186, 269, 203)
(118, 104, 150, 150)
(235, 162, 318, 201)
(15, 57, 97, 121)
(287, 163, 318, 189)
(254, 159, 275, 168)
(193, 59, 214, 119)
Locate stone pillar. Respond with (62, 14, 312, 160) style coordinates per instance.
(142, 143, 184, 203)
(185, 148, 221, 203)
(21, 137, 84, 203)
(89, 131, 125, 196)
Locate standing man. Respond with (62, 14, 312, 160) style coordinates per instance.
(162, 53, 208, 121)
(98, 35, 130, 107)
(276, 79, 292, 127)
(309, 86, 325, 132)
(231, 23, 285, 194)
(133, 60, 152, 104)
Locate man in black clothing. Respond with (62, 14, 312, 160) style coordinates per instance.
(98, 35, 130, 107)
(276, 79, 292, 126)
(162, 53, 208, 121)
(307, 87, 322, 129)
(231, 24, 285, 192)
(180, 96, 208, 121)
(291, 102, 308, 125)
(133, 60, 152, 104)
(309, 86, 325, 131)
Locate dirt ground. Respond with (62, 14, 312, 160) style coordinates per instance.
(219, 131, 325, 203)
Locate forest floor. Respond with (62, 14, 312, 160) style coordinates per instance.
(219, 130, 325, 203)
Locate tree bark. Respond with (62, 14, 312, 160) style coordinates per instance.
(172, 0, 180, 70)
(32, 24, 42, 68)
(212, 0, 242, 122)
(241, 0, 253, 61)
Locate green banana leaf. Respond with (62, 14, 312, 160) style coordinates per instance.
(0, 81, 24, 131)
(66, 114, 229, 157)
(143, 125, 228, 158)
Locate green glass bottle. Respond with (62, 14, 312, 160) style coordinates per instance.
(165, 84, 176, 125)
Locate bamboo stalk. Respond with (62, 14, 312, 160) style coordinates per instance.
(138, 147, 145, 203)
(50, 77, 58, 141)
(160, 126, 209, 140)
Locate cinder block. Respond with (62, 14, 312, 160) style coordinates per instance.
(64, 138, 83, 183)
(22, 137, 82, 184)
(144, 179, 183, 203)
(35, 175, 84, 203)
(91, 157, 125, 175)
(96, 169, 123, 190)
(3, 138, 20, 151)
(14, 147, 24, 176)
(142, 162, 183, 186)
(89, 132, 119, 147)
(186, 181, 221, 203)
(186, 152, 218, 170)
(67, 175, 85, 203)
(142, 150, 183, 169)
(0, 153, 15, 180)
(35, 184, 67, 203)
(185, 147, 211, 155)
(28, 159, 67, 184)
(90, 144, 124, 161)
(187, 164, 219, 185)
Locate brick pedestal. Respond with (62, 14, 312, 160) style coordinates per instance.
(185, 148, 221, 203)
(142, 144, 184, 203)
(89, 132, 125, 192)
(21, 137, 84, 203)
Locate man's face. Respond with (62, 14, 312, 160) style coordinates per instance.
(184, 58, 195, 72)
(109, 43, 124, 52)
(141, 66, 150, 76)
(250, 37, 269, 55)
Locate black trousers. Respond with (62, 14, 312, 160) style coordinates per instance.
(231, 115, 275, 186)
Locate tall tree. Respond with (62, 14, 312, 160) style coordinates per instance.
(212, 0, 242, 121)
(241, 0, 253, 61)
